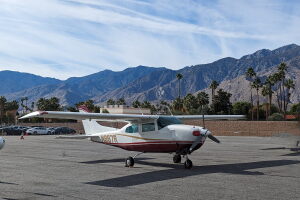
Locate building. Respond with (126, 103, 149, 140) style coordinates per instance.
(100, 105, 151, 115)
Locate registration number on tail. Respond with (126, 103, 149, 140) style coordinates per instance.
(100, 135, 118, 143)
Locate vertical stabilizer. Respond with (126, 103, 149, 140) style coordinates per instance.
(78, 105, 117, 135)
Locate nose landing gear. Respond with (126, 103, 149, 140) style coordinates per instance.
(173, 154, 193, 169)
(182, 154, 193, 169)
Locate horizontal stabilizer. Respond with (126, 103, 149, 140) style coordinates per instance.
(56, 135, 93, 139)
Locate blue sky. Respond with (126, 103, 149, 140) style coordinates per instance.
(0, 0, 300, 79)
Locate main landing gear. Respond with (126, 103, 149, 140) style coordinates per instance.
(173, 154, 193, 169)
(125, 152, 144, 167)
(125, 152, 193, 169)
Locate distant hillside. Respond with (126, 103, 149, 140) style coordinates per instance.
(93, 44, 300, 104)
(2, 44, 300, 105)
(4, 66, 165, 105)
(0, 71, 61, 94)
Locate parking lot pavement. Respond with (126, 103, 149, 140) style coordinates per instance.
(0, 136, 299, 200)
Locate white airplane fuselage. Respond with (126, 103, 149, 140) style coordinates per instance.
(90, 123, 207, 153)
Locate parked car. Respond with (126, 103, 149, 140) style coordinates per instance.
(26, 127, 52, 135)
(53, 127, 76, 134)
(1, 126, 30, 135)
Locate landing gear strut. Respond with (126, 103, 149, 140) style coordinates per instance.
(173, 154, 181, 163)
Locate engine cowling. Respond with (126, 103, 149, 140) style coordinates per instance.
(0, 137, 5, 150)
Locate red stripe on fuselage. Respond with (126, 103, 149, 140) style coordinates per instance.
(103, 141, 204, 153)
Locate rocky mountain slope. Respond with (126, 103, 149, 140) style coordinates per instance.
(2, 44, 300, 106)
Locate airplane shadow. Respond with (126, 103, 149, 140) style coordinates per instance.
(85, 159, 300, 187)
(282, 151, 300, 156)
(260, 147, 300, 156)
(0, 181, 18, 185)
(80, 157, 154, 164)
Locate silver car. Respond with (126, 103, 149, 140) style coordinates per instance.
(26, 127, 51, 135)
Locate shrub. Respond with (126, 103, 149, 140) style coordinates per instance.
(267, 113, 284, 121)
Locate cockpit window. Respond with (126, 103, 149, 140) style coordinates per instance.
(142, 123, 155, 132)
(125, 124, 139, 133)
(157, 116, 183, 130)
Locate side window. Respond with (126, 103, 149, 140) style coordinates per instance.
(142, 123, 155, 132)
(125, 124, 139, 133)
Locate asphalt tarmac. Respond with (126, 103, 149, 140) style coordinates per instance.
(0, 135, 299, 200)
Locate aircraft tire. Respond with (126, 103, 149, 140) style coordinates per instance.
(173, 154, 181, 163)
(184, 159, 193, 169)
(125, 157, 134, 167)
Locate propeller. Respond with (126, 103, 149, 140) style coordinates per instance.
(207, 134, 220, 143)
(189, 128, 220, 153)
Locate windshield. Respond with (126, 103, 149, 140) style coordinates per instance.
(157, 116, 183, 129)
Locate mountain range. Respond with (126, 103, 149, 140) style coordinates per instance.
(2, 44, 300, 106)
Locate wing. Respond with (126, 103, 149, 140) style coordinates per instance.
(175, 115, 246, 120)
(19, 111, 158, 122)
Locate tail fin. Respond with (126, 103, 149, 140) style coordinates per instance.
(78, 105, 117, 135)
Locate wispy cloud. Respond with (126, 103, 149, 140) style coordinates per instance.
(0, 0, 299, 79)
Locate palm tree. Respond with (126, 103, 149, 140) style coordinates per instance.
(283, 79, 295, 113)
(24, 97, 28, 112)
(209, 80, 219, 113)
(262, 75, 274, 119)
(106, 99, 115, 106)
(252, 77, 262, 120)
(0, 96, 7, 125)
(196, 92, 209, 113)
(176, 73, 183, 99)
(31, 102, 35, 111)
(277, 62, 288, 113)
(183, 94, 197, 113)
(246, 67, 256, 120)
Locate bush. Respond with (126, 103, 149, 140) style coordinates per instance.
(267, 113, 284, 121)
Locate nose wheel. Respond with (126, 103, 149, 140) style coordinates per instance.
(184, 159, 193, 169)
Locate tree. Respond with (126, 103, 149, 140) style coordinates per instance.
(232, 101, 251, 115)
(36, 97, 61, 111)
(116, 98, 126, 106)
(252, 77, 262, 120)
(183, 94, 198, 114)
(31, 102, 35, 111)
(106, 99, 115, 106)
(176, 73, 183, 99)
(262, 75, 275, 119)
(278, 63, 288, 113)
(213, 89, 232, 114)
(5, 100, 19, 111)
(196, 92, 209, 114)
(172, 98, 184, 113)
(0, 96, 7, 124)
(283, 79, 295, 113)
(132, 100, 141, 108)
(290, 103, 300, 114)
(24, 97, 28, 112)
(209, 80, 219, 113)
(245, 67, 256, 120)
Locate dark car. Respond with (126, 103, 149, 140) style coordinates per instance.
(53, 127, 76, 134)
(1, 126, 30, 135)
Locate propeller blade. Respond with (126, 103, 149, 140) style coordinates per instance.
(208, 134, 220, 143)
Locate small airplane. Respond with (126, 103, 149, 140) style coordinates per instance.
(20, 106, 245, 169)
